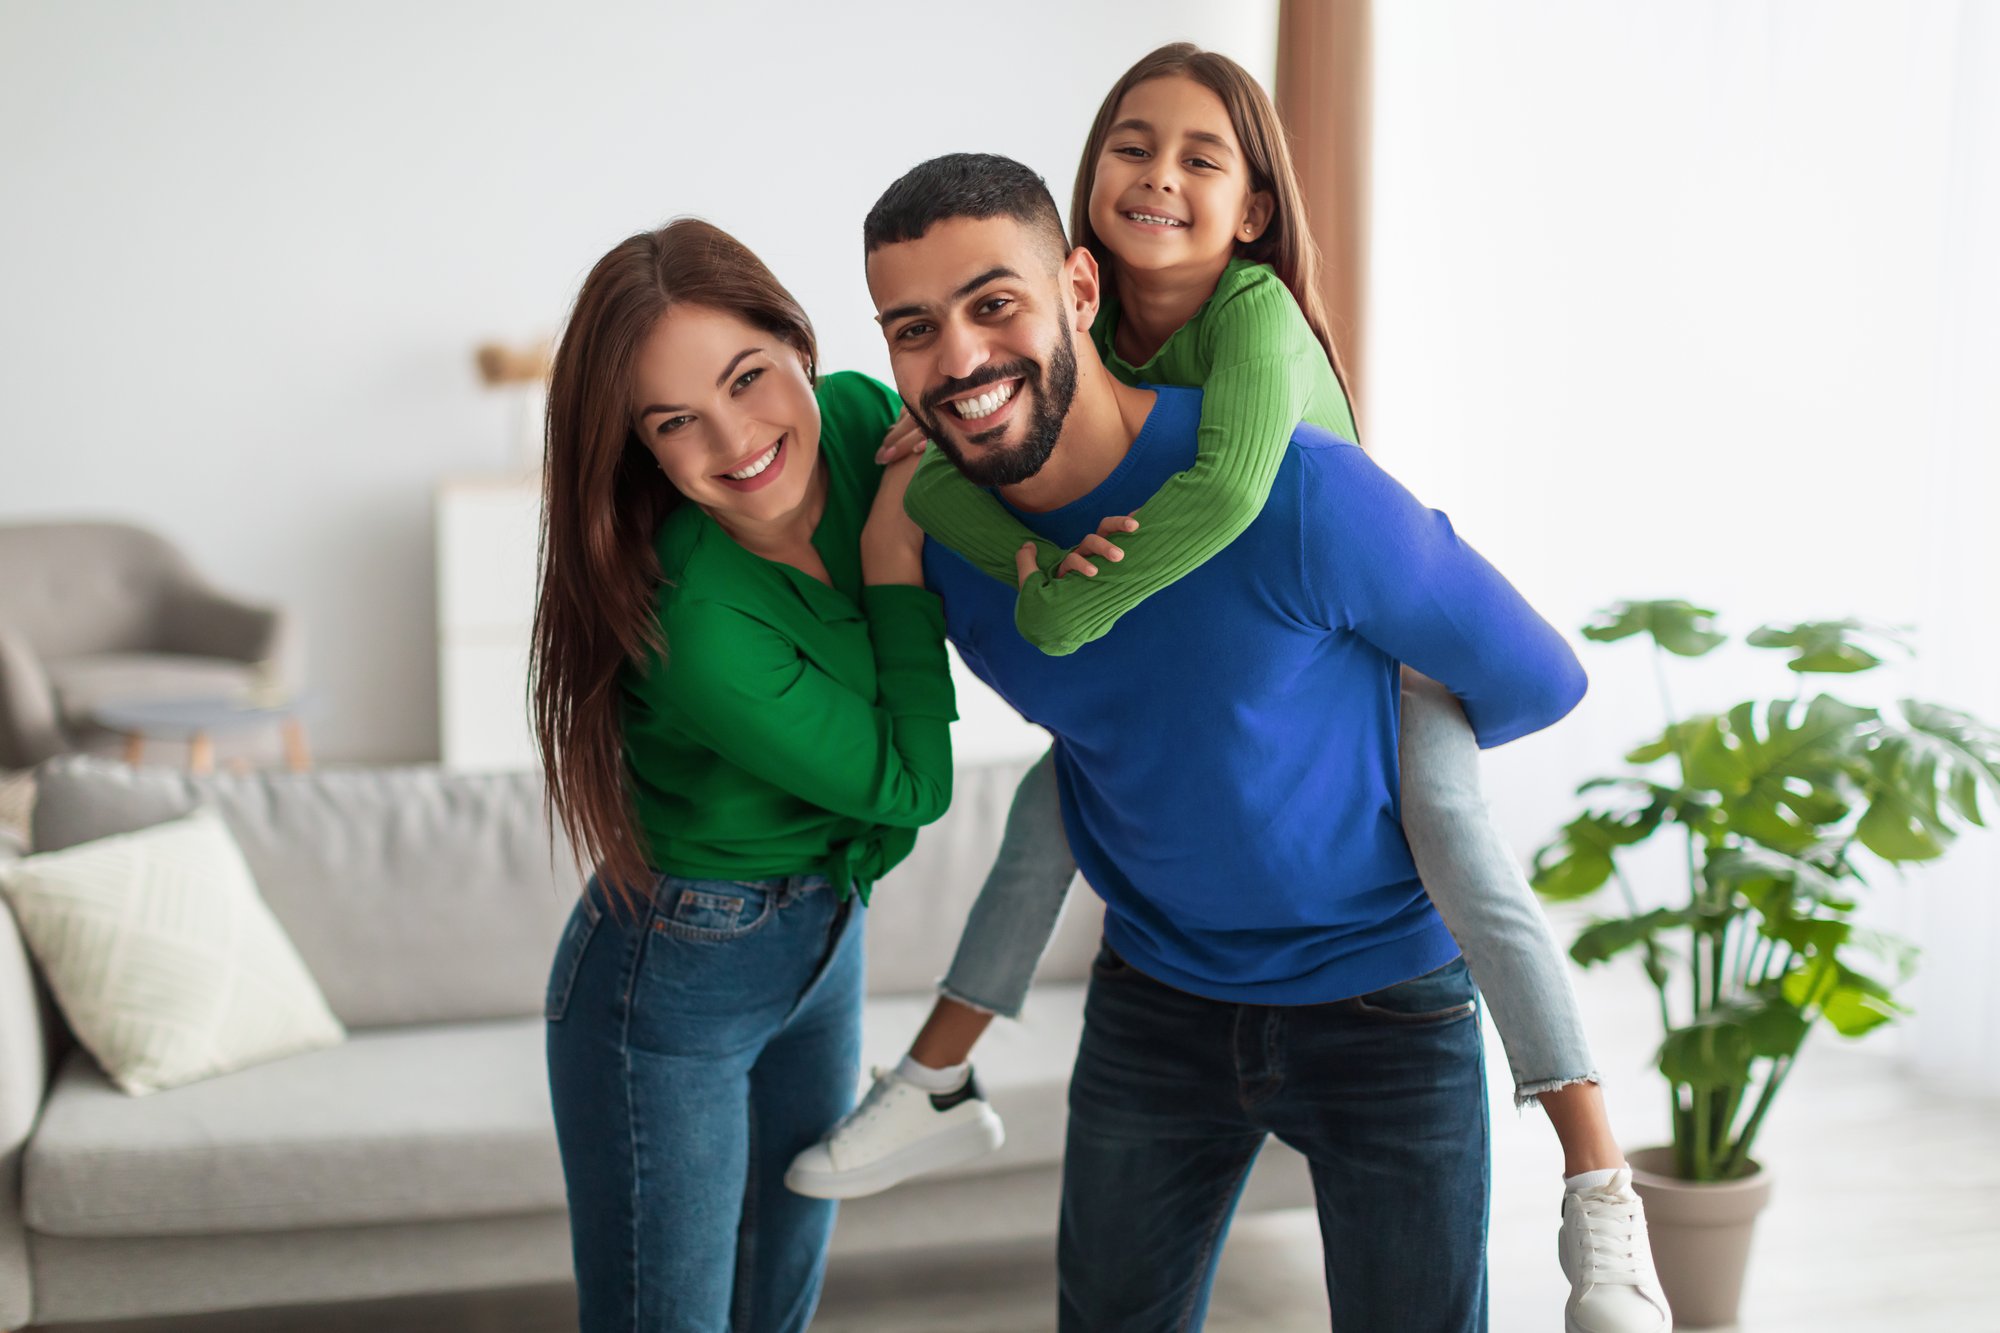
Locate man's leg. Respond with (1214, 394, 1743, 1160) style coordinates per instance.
(1058, 942, 1266, 1333)
(1265, 957, 1491, 1333)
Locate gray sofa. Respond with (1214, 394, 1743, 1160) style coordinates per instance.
(0, 522, 297, 770)
(0, 755, 1312, 1328)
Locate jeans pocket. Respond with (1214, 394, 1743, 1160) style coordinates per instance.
(544, 891, 603, 1022)
(1090, 938, 1134, 981)
(652, 877, 777, 942)
(1347, 957, 1478, 1025)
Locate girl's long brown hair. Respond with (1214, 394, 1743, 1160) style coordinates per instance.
(1070, 42, 1358, 432)
(531, 218, 817, 917)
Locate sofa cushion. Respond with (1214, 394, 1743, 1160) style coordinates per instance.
(24, 980, 1089, 1238)
(46, 654, 260, 728)
(31, 758, 579, 1029)
(0, 807, 345, 1095)
(24, 1017, 564, 1237)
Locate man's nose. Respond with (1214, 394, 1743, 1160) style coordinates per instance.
(936, 320, 990, 382)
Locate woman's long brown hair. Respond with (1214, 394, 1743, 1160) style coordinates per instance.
(1070, 42, 1358, 433)
(531, 218, 817, 918)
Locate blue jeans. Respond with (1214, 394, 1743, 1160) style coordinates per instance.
(941, 672, 1599, 1105)
(1060, 945, 1490, 1333)
(544, 872, 863, 1333)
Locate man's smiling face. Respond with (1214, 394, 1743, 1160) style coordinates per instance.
(867, 215, 1082, 489)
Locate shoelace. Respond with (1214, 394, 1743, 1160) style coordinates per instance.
(1574, 1190, 1650, 1285)
(831, 1066, 897, 1138)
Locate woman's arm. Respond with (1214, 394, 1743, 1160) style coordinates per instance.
(1013, 278, 1336, 656)
(655, 589, 956, 828)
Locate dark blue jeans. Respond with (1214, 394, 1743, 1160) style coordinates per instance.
(544, 872, 863, 1333)
(1059, 944, 1490, 1333)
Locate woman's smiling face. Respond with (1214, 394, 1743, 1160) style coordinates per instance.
(1087, 75, 1272, 277)
(630, 303, 822, 527)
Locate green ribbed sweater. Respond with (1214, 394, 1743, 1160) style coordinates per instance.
(903, 258, 1357, 656)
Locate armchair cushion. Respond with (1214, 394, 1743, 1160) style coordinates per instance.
(44, 654, 263, 729)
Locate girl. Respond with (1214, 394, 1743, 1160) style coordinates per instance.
(787, 44, 1670, 1333)
(534, 219, 950, 1332)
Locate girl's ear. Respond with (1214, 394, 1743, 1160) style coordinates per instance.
(1239, 191, 1276, 245)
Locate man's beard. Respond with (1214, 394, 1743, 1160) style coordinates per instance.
(909, 322, 1077, 489)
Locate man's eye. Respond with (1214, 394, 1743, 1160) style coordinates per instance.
(732, 368, 764, 392)
(896, 323, 932, 341)
(979, 297, 1012, 316)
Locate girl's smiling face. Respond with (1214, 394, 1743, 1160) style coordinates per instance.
(1087, 75, 1274, 279)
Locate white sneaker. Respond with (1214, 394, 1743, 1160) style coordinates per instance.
(783, 1065, 1005, 1200)
(1558, 1167, 1673, 1333)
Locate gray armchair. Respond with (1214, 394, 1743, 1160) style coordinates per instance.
(0, 522, 298, 770)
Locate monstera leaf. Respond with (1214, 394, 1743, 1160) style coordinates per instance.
(1746, 619, 1910, 674)
(1584, 599, 1727, 656)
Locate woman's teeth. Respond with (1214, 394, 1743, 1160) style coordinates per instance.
(952, 381, 1017, 419)
(1126, 211, 1185, 227)
(725, 439, 781, 480)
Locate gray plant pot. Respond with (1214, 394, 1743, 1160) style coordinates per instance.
(1628, 1145, 1775, 1328)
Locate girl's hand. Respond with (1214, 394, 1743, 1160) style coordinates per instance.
(862, 451, 926, 586)
(1014, 516, 1140, 588)
(874, 410, 930, 465)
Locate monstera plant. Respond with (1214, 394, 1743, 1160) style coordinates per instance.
(1531, 600, 2000, 1182)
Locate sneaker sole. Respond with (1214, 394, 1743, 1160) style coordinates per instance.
(783, 1109, 1005, 1200)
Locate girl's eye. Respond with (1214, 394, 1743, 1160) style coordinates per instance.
(1187, 156, 1219, 171)
(731, 367, 764, 392)
(1112, 145, 1149, 160)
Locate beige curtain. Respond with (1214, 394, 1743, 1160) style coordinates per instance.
(1276, 0, 1372, 433)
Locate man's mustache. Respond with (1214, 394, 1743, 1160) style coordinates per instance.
(921, 359, 1038, 418)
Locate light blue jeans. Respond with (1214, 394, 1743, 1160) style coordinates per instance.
(940, 671, 1599, 1106)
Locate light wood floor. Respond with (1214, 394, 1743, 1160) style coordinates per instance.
(29, 944, 1999, 1332)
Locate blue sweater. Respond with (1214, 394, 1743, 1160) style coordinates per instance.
(923, 386, 1587, 1005)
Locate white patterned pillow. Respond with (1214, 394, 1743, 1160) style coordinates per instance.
(0, 806, 345, 1094)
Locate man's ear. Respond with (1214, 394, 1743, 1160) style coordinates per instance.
(1240, 191, 1276, 245)
(1062, 245, 1102, 334)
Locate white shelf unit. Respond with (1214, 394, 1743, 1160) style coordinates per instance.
(435, 473, 542, 771)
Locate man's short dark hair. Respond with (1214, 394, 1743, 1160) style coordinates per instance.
(863, 153, 1070, 263)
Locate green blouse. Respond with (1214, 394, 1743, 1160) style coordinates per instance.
(903, 258, 1356, 656)
(620, 371, 956, 902)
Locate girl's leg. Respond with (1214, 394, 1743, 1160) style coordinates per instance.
(786, 747, 1076, 1198)
(1397, 672, 1670, 1332)
(1396, 669, 1603, 1120)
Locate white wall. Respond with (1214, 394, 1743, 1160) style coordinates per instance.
(0, 0, 1275, 764)
(1369, 2, 1999, 1088)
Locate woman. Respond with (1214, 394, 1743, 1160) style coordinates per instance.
(531, 218, 950, 1333)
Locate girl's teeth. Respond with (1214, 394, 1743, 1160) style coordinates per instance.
(1127, 211, 1185, 227)
(726, 440, 780, 480)
(952, 381, 1017, 419)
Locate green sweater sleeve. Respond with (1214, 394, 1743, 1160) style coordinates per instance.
(660, 587, 956, 828)
(903, 443, 1066, 587)
(1013, 275, 1336, 656)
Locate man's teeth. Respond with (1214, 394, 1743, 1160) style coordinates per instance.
(1127, 211, 1185, 227)
(726, 440, 781, 480)
(952, 381, 1017, 419)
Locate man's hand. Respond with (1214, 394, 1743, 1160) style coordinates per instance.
(874, 410, 930, 464)
(1015, 516, 1140, 589)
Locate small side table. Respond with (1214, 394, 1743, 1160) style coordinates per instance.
(91, 695, 314, 775)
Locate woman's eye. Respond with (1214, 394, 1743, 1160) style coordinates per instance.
(732, 368, 764, 393)
(657, 416, 691, 435)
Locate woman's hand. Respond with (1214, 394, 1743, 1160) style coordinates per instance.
(873, 410, 930, 465)
(862, 451, 926, 586)
(1014, 515, 1140, 589)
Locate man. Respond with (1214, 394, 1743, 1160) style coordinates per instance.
(863, 153, 1585, 1332)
